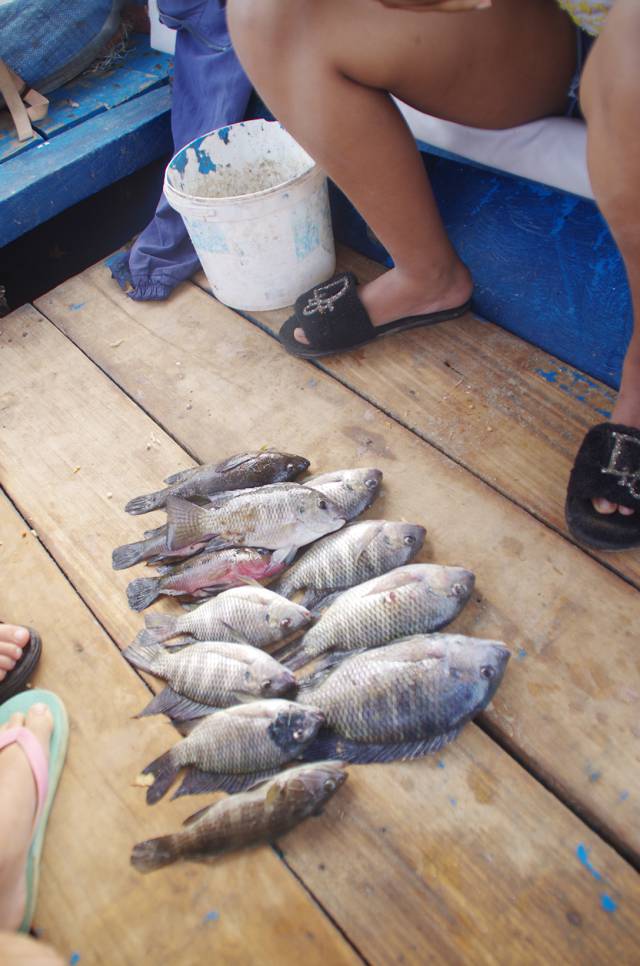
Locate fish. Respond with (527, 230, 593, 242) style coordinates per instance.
(123, 638, 297, 720)
(125, 451, 310, 515)
(304, 468, 383, 521)
(280, 563, 474, 670)
(165, 483, 345, 555)
(297, 634, 510, 763)
(125, 548, 286, 611)
(270, 520, 426, 610)
(112, 524, 210, 571)
(138, 700, 325, 802)
(141, 585, 312, 648)
(130, 761, 347, 872)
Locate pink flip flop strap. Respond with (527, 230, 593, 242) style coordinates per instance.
(0, 726, 49, 823)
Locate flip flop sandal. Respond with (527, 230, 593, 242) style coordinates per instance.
(0, 689, 69, 933)
(565, 422, 640, 551)
(0, 627, 42, 703)
(279, 271, 472, 359)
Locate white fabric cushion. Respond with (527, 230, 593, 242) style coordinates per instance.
(395, 99, 593, 200)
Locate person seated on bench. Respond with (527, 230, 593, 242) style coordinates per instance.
(226, 0, 640, 551)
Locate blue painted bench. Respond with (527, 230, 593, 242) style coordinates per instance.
(0, 34, 173, 248)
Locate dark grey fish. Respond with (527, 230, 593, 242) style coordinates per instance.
(282, 563, 474, 670)
(123, 638, 297, 721)
(125, 451, 309, 515)
(298, 634, 510, 763)
(304, 468, 383, 521)
(130, 761, 347, 872)
(138, 700, 325, 802)
(270, 520, 426, 609)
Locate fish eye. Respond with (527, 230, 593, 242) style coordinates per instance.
(365, 477, 378, 489)
(261, 678, 273, 691)
(280, 617, 292, 629)
(404, 535, 416, 546)
(318, 499, 327, 510)
(481, 665, 496, 680)
(452, 582, 466, 597)
(293, 728, 305, 741)
(286, 462, 294, 472)
(324, 778, 336, 792)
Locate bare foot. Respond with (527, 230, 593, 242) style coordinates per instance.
(0, 704, 53, 931)
(0, 626, 29, 684)
(0, 931, 64, 965)
(293, 262, 473, 345)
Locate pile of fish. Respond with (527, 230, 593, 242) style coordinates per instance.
(116, 450, 511, 872)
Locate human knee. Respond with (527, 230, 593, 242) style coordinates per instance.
(227, 0, 304, 64)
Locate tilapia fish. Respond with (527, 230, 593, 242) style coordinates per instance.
(125, 451, 310, 515)
(298, 634, 510, 763)
(112, 524, 210, 571)
(139, 700, 325, 802)
(126, 548, 286, 611)
(165, 483, 345, 554)
(123, 638, 296, 720)
(304, 468, 382, 522)
(281, 563, 474, 670)
(271, 520, 426, 610)
(141, 585, 312, 648)
(131, 761, 347, 872)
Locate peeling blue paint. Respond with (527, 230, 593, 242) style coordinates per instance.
(577, 843, 603, 881)
(194, 146, 216, 175)
(171, 150, 188, 175)
(601, 894, 618, 913)
(589, 770, 601, 783)
(69, 302, 85, 311)
(595, 407, 613, 419)
(619, 790, 629, 802)
(204, 910, 220, 923)
(536, 368, 557, 384)
(517, 648, 527, 661)
(217, 126, 231, 144)
(437, 759, 446, 769)
(69, 954, 81, 965)
(449, 797, 457, 807)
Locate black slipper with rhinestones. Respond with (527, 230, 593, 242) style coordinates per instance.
(279, 271, 472, 359)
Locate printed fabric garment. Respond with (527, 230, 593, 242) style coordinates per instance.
(111, 0, 252, 300)
(556, 0, 613, 35)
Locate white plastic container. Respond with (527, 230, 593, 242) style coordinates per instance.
(164, 120, 336, 311)
(149, 0, 176, 55)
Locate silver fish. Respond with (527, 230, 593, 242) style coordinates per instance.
(165, 483, 345, 554)
(130, 761, 347, 872)
(123, 638, 297, 720)
(139, 700, 325, 802)
(304, 468, 382, 521)
(125, 451, 310, 515)
(141, 585, 312, 648)
(270, 520, 426, 609)
(282, 563, 474, 670)
(298, 634, 510, 762)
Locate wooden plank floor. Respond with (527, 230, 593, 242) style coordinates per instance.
(1, 247, 638, 964)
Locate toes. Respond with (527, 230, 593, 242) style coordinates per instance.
(619, 505, 635, 517)
(0, 640, 24, 662)
(0, 654, 17, 672)
(0, 625, 30, 646)
(592, 498, 617, 515)
(293, 326, 310, 346)
(24, 703, 54, 751)
(3, 711, 26, 731)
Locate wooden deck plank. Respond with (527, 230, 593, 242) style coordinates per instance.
(207, 246, 639, 589)
(34, 265, 640, 861)
(0, 495, 357, 966)
(0, 293, 634, 962)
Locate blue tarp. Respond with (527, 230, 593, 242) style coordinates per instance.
(111, 0, 252, 300)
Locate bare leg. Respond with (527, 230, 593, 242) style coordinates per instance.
(227, 0, 575, 341)
(580, 0, 640, 517)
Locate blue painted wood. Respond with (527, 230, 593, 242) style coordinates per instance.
(0, 86, 172, 247)
(0, 113, 44, 163)
(330, 153, 631, 389)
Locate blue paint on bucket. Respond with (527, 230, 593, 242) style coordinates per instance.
(217, 126, 231, 144)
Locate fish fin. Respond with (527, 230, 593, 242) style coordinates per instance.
(309, 590, 343, 616)
(112, 540, 153, 571)
(164, 637, 199, 653)
(216, 452, 258, 473)
(283, 648, 313, 672)
(361, 569, 422, 597)
(125, 489, 167, 515)
(151, 561, 179, 576)
(270, 545, 298, 568)
(136, 686, 216, 721)
(141, 750, 181, 804)
(123, 637, 162, 673)
(144, 524, 167, 539)
(164, 465, 200, 485)
(166, 497, 214, 551)
(302, 728, 463, 764)
(203, 488, 247, 508)
(172, 716, 209, 737)
(172, 766, 276, 799)
(182, 802, 218, 827)
(131, 835, 177, 872)
(350, 521, 386, 566)
(298, 653, 346, 690)
(126, 576, 161, 611)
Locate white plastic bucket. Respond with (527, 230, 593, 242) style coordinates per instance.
(149, 0, 176, 55)
(164, 120, 336, 311)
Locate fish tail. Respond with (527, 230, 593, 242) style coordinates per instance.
(130, 834, 178, 873)
(166, 497, 213, 551)
(112, 539, 153, 571)
(142, 750, 181, 804)
(143, 612, 179, 643)
(123, 636, 163, 673)
(125, 489, 167, 515)
(127, 576, 162, 612)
